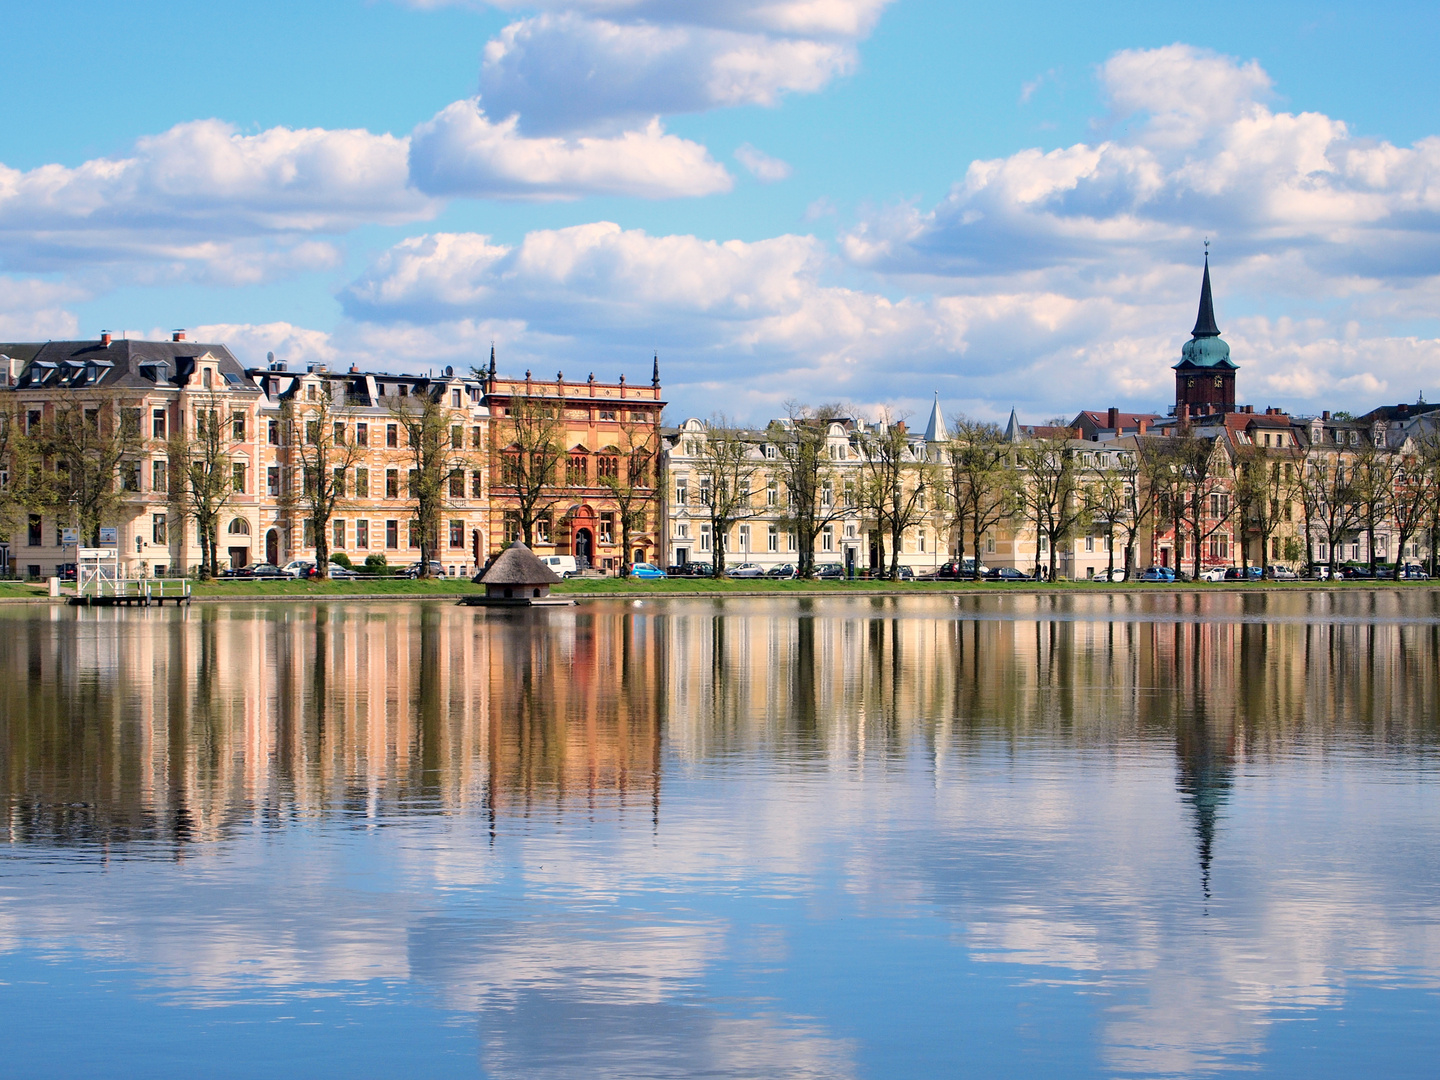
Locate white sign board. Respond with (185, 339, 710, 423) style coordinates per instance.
(99, 527, 119, 546)
(61, 528, 80, 546)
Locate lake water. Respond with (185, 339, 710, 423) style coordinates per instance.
(2, 593, 1439, 1078)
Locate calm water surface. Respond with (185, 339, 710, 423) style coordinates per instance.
(2, 592, 1439, 1078)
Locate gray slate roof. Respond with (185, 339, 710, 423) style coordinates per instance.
(1, 339, 256, 393)
(482, 542, 561, 585)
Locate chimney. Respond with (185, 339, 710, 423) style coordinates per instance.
(101, 332, 112, 347)
(1138, 419, 1148, 435)
(1180, 404, 1190, 424)
(1399, 403, 1410, 417)
(1322, 410, 1330, 421)
(1107, 406, 1119, 430)
(172, 329, 186, 342)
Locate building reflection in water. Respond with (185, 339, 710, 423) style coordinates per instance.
(1, 593, 1438, 1078)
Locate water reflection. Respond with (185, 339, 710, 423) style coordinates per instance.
(0, 593, 1437, 1078)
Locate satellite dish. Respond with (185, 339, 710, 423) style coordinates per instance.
(267, 351, 275, 363)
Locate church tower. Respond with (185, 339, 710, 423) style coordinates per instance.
(1173, 253, 1237, 417)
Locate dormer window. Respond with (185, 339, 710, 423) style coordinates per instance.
(202, 368, 213, 389)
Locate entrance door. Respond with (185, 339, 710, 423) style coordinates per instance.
(673, 547, 689, 566)
(228, 546, 249, 569)
(575, 528, 593, 567)
(266, 529, 279, 565)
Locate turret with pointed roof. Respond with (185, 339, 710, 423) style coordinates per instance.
(923, 391, 948, 443)
(1173, 252, 1237, 417)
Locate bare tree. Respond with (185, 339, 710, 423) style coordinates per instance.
(491, 393, 566, 548)
(858, 413, 938, 579)
(768, 402, 849, 578)
(0, 403, 42, 550)
(1015, 423, 1088, 580)
(391, 389, 473, 578)
(1148, 431, 1232, 580)
(946, 417, 1015, 575)
(1392, 422, 1440, 578)
(288, 390, 367, 579)
(593, 414, 660, 576)
(167, 393, 235, 578)
(1349, 442, 1399, 574)
(1232, 445, 1301, 572)
(692, 417, 762, 577)
(1080, 453, 1128, 580)
(37, 394, 145, 547)
(1300, 443, 1361, 573)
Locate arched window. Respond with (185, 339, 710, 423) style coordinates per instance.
(227, 518, 251, 536)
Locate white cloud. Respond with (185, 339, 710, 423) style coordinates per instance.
(477, 13, 855, 134)
(0, 277, 82, 341)
(407, 1, 893, 39)
(409, 100, 731, 199)
(0, 119, 435, 280)
(735, 143, 793, 182)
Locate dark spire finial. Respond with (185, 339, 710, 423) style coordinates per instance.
(488, 343, 496, 380)
(1192, 250, 1220, 338)
(651, 351, 660, 388)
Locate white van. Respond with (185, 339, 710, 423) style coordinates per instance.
(539, 555, 579, 578)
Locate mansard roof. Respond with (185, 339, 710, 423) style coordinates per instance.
(4, 337, 256, 393)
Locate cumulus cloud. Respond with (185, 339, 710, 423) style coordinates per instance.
(477, 13, 856, 134)
(0, 277, 83, 341)
(409, 100, 731, 199)
(0, 119, 436, 281)
(735, 143, 793, 182)
(408, 0, 893, 39)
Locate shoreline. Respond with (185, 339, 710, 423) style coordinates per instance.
(2, 579, 1436, 605)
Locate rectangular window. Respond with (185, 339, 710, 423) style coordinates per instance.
(821, 481, 833, 507)
(356, 520, 369, 549)
(153, 460, 169, 493)
(386, 469, 399, 499)
(451, 389, 462, 408)
(151, 514, 166, 545)
(675, 479, 688, 505)
(767, 480, 778, 506)
(449, 470, 464, 498)
(356, 422, 368, 447)
(121, 461, 141, 492)
(202, 368, 213, 389)
(788, 532, 796, 552)
(471, 426, 482, 450)
(699, 524, 712, 552)
(303, 467, 318, 497)
(333, 519, 346, 550)
(386, 520, 399, 549)
(355, 468, 369, 499)
(768, 525, 778, 552)
(471, 471, 484, 498)
(451, 424, 463, 450)
(386, 423, 398, 448)
(986, 535, 995, 554)
(600, 513, 614, 544)
(232, 414, 245, 441)
(1085, 535, 1095, 552)
(503, 513, 521, 544)
(919, 530, 927, 553)
(333, 466, 346, 498)
(535, 515, 551, 544)
(267, 466, 280, 497)
(449, 520, 464, 548)
(306, 420, 320, 445)
(567, 455, 588, 485)
(334, 422, 346, 445)
(739, 524, 750, 551)
(232, 462, 246, 494)
(27, 514, 42, 547)
(268, 419, 280, 445)
(822, 526, 834, 552)
(675, 523, 689, 540)
(152, 409, 167, 440)
(120, 408, 142, 437)
(304, 519, 315, 548)
(408, 520, 421, 549)
(407, 470, 417, 498)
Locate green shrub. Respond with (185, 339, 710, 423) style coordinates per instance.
(364, 553, 389, 574)
(331, 552, 353, 569)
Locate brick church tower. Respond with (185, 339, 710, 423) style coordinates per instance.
(1173, 254, 1236, 417)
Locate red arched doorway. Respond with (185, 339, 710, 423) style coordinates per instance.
(575, 528, 594, 567)
(265, 529, 279, 566)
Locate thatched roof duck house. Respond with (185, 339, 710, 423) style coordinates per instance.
(465, 542, 574, 606)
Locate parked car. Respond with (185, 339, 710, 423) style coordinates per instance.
(540, 555, 579, 579)
(1201, 567, 1230, 583)
(935, 558, 987, 580)
(1340, 564, 1374, 580)
(668, 561, 714, 578)
(985, 566, 1029, 582)
(629, 562, 666, 579)
(219, 564, 253, 579)
(814, 563, 846, 580)
(765, 564, 797, 579)
(727, 562, 766, 578)
(893, 565, 915, 581)
(281, 560, 314, 579)
(1140, 566, 1177, 583)
(315, 565, 358, 580)
(1304, 563, 1333, 580)
(1399, 564, 1432, 580)
(402, 561, 447, 579)
(57, 562, 78, 582)
(1093, 567, 1127, 582)
(1266, 564, 1299, 581)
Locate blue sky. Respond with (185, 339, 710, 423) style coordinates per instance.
(3, 0, 1439, 423)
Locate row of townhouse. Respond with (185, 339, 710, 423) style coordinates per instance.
(0, 335, 666, 579)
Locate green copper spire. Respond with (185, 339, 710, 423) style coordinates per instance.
(1192, 252, 1220, 338)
